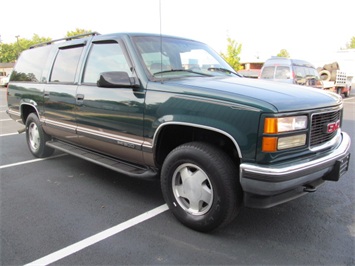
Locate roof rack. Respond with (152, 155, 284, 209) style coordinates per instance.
(30, 32, 100, 49)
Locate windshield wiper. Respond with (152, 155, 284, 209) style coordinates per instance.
(207, 67, 241, 76)
(153, 69, 213, 77)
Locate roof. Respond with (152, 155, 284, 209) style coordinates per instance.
(0, 62, 15, 68)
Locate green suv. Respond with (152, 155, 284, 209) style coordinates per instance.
(7, 32, 351, 232)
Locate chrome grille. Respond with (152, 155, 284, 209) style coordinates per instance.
(310, 110, 341, 147)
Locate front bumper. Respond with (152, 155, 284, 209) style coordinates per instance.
(240, 132, 351, 208)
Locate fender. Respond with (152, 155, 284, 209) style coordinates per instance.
(19, 100, 41, 124)
(141, 121, 244, 168)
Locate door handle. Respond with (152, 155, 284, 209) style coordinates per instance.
(77, 94, 84, 100)
(76, 94, 85, 105)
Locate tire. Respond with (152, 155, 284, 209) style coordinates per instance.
(161, 142, 242, 232)
(330, 70, 337, 81)
(336, 87, 342, 96)
(331, 62, 339, 70)
(323, 64, 332, 71)
(25, 113, 54, 158)
(323, 62, 339, 71)
(344, 87, 351, 98)
(319, 70, 331, 81)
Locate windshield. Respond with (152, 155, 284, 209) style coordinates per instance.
(132, 36, 238, 79)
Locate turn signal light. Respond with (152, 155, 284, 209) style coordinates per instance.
(262, 137, 278, 152)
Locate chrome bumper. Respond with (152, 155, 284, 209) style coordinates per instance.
(240, 132, 351, 207)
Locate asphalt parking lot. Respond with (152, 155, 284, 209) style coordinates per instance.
(1, 86, 354, 265)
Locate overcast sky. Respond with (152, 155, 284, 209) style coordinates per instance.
(1, 0, 354, 67)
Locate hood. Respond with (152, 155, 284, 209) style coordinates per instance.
(165, 77, 342, 112)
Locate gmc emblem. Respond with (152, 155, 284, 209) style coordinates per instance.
(325, 120, 340, 133)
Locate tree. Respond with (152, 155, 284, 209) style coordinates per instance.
(277, 49, 290, 58)
(0, 34, 51, 63)
(0, 29, 93, 63)
(66, 28, 93, 37)
(220, 37, 242, 71)
(345, 36, 355, 49)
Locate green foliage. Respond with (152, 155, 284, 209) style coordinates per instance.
(0, 29, 93, 63)
(345, 36, 355, 49)
(66, 28, 93, 37)
(277, 49, 290, 58)
(0, 34, 51, 63)
(0, 43, 17, 63)
(11, 71, 37, 82)
(220, 38, 242, 71)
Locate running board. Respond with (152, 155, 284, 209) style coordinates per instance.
(46, 140, 158, 180)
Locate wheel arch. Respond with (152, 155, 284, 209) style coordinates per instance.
(20, 103, 40, 123)
(153, 122, 242, 167)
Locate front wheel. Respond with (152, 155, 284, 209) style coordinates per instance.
(161, 142, 242, 232)
(25, 113, 54, 158)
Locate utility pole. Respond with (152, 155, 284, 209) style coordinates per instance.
(15, 35, 21, 58)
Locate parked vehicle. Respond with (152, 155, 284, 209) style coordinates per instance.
(0, 73, 11, 87)
(0, 71, 7, 86)
(7, 32, 351, 232)
(345, 76, 352, 97)
(259, 57, 323, 88)
(318, 62, 351, 97)
(237, 69, 260, 79)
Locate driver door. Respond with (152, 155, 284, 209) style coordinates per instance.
(75, 40, 145, 164)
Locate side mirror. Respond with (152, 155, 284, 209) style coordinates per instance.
(97, 71, 139, 88)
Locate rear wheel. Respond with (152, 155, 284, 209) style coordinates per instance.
(161, 142, 242, 232)
(25, 113, 54, 158)
(336, 87, 343, 96)
(344, 87, 351, 97)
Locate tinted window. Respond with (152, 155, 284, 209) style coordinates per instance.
(260, 66, 275, 79)
(294, 66, 319, 79)
(50, 46, 84, 83)
(275, 66, 291, 79)
(11, 45, 52, 82)
(83, 42, 131, 84)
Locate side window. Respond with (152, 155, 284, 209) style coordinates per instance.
(275, 66, 291, 79)
(83, 42, 131, 84)
(260, 66, 275, 79)
(294, 66, 306, 79)
(50, 46, 84, 83)
(11, 45, 52, 82)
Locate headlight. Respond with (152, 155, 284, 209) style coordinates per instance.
(278, 134, 306, 150)
(262, 115, 308, 152)
(264, 116, 308, 133)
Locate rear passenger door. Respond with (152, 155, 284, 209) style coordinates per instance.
(43, 41, 86, 144)
(75, 39, 146, 164)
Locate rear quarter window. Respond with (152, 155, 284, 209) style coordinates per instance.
(11, 46, 52, 82)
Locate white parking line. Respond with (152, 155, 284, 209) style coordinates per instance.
(0, 132, 19, 137)
(0, 154, 66, 169)
(24, 204, 169, 266)
(0, 118, 12, 122)
(343, 97, 354, 102)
